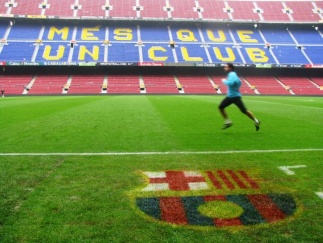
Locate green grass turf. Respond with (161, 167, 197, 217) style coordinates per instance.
(0, 95, 322, 242)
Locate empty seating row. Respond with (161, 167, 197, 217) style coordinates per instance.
(1, 74, 322, 95)
(0, 0, 322, 22)
(143, 75, 179, 94)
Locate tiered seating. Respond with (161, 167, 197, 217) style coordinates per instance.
(176, 75, 215, 94)
(169, 0, 198, 19)
(243, 76, 290, 95)
(0, 24, 7, 39)
(316, 1, 323, 11)
(198, 0, 229, 20)
(143, 75, 178, 94)
(28, 75, 68, 95)
(0, 0, 322, 22)
(1, 74, 323, 96)
(278, 76, 322, 95)
(302, 47, 322, 65)
(291, 29, 323, 45)
(77, 0, 106, 17)
(212, 75, 254, 95)
(0, 1, 7, 14)
(107, 75, 140, 93)
(290, 28, 322, 64)
(228, 1, 260, 21)
(140, 0, 167, 18)
(10, 0, 42, 15)
(310, 77, 323, 87)
(309, 77, 323, 94)
(109, 0, 137, 18)
(239, 78, 255, 95)
(45, 0, 75, 17)
(286, 1, 320, 22)
(273, 46, 310, 64)
(68, 75, 104, 94)
(257, 1, 290, 22)
(0, 75, 32, 95)
(0, 22, 321, 65)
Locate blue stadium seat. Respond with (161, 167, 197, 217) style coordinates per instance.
(36, 42, 69, 62)
(261, 29, 294, 44)
(8, 24, 40, 40)
(142, 43, 175, 63)
(0, 22, 322, 65)
(290, 30, 323, 45)
(108, 43, 139, 62)
(175, 44, 209, 63)
(273, 46, 310, 64)
(303, 46, 323, 64)
(141, 26, 169, 42)
(0, 24, 8, 38)
(1, 42, 34, 61)
(208, 44, 244, 64)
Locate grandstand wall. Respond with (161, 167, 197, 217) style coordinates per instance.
(0, 19, 322, 67)
(0, 8, 322, 96)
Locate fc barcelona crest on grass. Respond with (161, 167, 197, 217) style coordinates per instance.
(129, 170, 299, 229)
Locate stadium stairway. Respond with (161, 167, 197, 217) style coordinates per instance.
(277, 76, 323, 95)
(242, 76, 291, 95)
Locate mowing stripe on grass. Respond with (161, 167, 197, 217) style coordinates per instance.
(250, 99, 323, 110)
(0, 148, 322, 156)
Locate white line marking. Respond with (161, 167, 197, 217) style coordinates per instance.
(0, 148, 322, 156)
(278, 165, 307, 175)
(315, 192, 323, 200)
(248, 99, 323, 110)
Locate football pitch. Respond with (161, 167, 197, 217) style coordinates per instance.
(0, 95, 322, 242)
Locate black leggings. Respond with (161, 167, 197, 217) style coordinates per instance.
(219, 96, 248, 113)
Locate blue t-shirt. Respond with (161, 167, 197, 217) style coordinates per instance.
(222, 71, 241, 98)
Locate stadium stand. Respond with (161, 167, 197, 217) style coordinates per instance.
(44, 0, 75, 17)
(27, 75, 68, 95)
(210, 74, 256, 95)
(0, 1, 8, 15)
(228, 1, 261, 21)
(1, 74, 323, 96)
(140, 0, 167, 19)
(143, 75, 179, 94)
(310, 77, 323, 86)
(197, 0, 229, 20)
(1, 22, 322, 65)
(309, 78, 323, 94)
(256, 1, 291, 22)
(77, 0, 106, 17)
(168, 0, 199, 19)
(0, 74, 32, 95)
(239, 78, 256, 95)
(0, 1, 322, 96)
(9, 0, 42, 15)
(277, 76, 323, 95)
(107, 75, 141, 93)
(286, 1, 320, 22)
(108, 0, 137, 18)
(176, 75, 215, 94)
(68, 75, 104, 94)
(243, 76, 292, 95)
(1, 0, 321, 22)
(315, 0, 323, 11)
